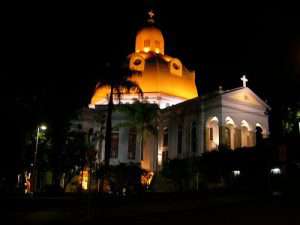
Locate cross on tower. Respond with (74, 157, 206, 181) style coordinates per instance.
(240, 75, 248, 87)
(148, 10, 155, 19)
(147, 10, 155, 24)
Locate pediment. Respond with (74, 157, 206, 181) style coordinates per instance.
(223, 87, 270, 109)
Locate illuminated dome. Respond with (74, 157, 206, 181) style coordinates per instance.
(135, 26, 165, 55)
(90, 11, 198, 109)
(128, 53, 198, 102)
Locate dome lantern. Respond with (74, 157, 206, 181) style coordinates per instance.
(135, 10, 165, 55)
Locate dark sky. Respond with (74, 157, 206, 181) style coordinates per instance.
(8, 2, 300, 104)
(4, 1, 300, 175)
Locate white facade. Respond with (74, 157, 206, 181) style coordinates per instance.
(75, 86, 270, 172)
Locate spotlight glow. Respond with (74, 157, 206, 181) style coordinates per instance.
(270, 167, 281, 175)
(232, 170, 241, 176)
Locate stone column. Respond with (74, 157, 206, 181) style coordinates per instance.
(235, 128, 241, 149)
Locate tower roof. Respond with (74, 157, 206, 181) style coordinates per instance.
(135, 10, 165, 55)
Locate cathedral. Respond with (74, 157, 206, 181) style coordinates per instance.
(75, 11, 270, 173)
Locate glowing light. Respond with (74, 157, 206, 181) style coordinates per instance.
(210, 116, 219, 123)
(92, 92, 187, 109)
(40, 125, 47, 131)
(141, 171, 154, 187)
(232, 170, 241, 176)
(24, 171, 31, 194)
(270, 167, 281, 175)
(88, 104, 95, 109)
(155, 48, 160, 54)
(158, 150, 163, 166)
(256, 123, 263, 128)
(143, 47, 150, 53)
(255, 123, 266, 137)
(241, 120, 250, 129)
(81, 170, 89, 190)
(225, 116, 235, 126)
(240, 75, 248, 87)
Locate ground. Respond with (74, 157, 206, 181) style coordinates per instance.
(8, 192, 300, 225)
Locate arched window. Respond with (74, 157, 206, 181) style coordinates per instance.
(133, 59, 142, 66)
(225, 116, 236, 150)
(241, 120, 251, 147)
(144, 40, 150, 47)
(206, 116, 219, 151)
(191, 122, 197, 153)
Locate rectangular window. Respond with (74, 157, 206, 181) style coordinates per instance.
(111, 128, 119, 158)
(209, 128, 213, 141)
(128, 128, 136, 160)
(163, 127, 168, 147)
(155, 40, 160, 48)
(177, 125, 182, 154)
(144, 40, 150, 47)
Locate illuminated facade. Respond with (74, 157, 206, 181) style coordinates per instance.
(160, 85, 270, 161)
(90, 11, 198, 109)
(75, 11, 270, 173)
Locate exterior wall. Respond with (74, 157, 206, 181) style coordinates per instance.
(75, 88, 270, 172)
(168, 118, 177, 159)
(220, 89, 270, 149)
(158, 100, 202, 162)
(141, 132, 157, 171)
(201, 96, 222, 152)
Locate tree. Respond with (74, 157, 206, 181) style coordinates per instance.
(117, 101, 159, 161)
(256, 126, 263, 146)
(94, 62, 143, 168)
(282, 103, 300, 137)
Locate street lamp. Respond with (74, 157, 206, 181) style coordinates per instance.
(33, 124, 47, 192)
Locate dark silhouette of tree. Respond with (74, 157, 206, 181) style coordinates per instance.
(256, 126, 263, 146)
(117, 101, 159, 161)
(282, 103, 300, 137)
(93, 62, 143, 168)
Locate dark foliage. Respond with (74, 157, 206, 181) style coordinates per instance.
(160, 138, 300, 193)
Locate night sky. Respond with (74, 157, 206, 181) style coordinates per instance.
(4, 2, 300, 176)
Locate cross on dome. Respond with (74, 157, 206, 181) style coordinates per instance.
(147, 10, 155, 24)
(148, 10, 155, 18)
(241, 75, 248, 88)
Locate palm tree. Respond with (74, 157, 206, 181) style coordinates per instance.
(118, 101, 159, 162)
(94, 62, 143, 169)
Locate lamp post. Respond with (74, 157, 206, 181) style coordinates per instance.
(33, 124, 47, 193)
